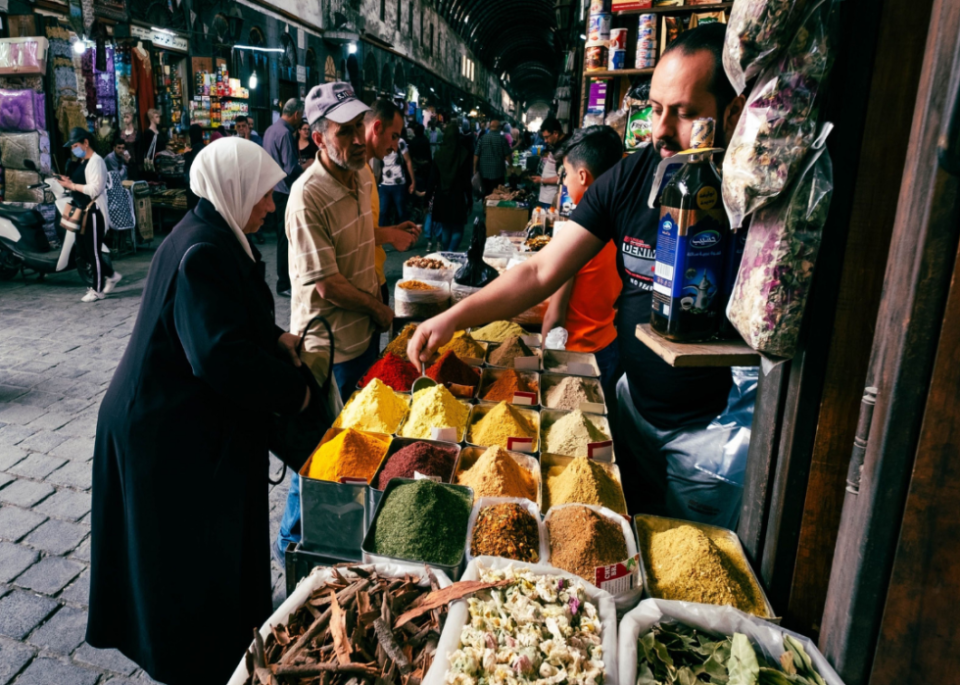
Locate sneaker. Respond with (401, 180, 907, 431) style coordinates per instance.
(103, 272, 123, 294)
(81, 289, 103, 303)
(425, 241, 433, 253)
(277, 289, 291, 298)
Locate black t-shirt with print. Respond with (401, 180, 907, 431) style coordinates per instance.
(570, 146, 732, 429)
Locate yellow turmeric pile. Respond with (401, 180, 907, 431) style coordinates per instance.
(306, 429, 389, 483)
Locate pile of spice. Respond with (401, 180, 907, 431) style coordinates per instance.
(242, 567, 450, 685)
(376, 441, 458, 490)
(470, 502, 540, 563)
(524, 235, 551, 252)
(457, 445, 536, 500)
(399, 384, 469, 441)
(545, 409, 609, 457)
(438, 332, 486, 360)
(546, 505, 628, 581)
(544, 456, 626, 514)
(488, 335, 536, 368)
(406, 256, 449, 270)
(373, 479, 471, 565)
(335, 378, 409, 434)
(641, 523, 767, 615)
(306, 429, 389, 483)
(359, 352, 420, 392)
(545, 376, 602, 410)
(481, 369, 539, 403)
(471, 321, 529, 342)
(398, 279, 440, 291)
(426, 350, 481, 388)
(469, 401, 537, 450)
(384, 323, 418, 358)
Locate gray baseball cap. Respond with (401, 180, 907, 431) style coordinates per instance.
(304, 82, 370, 125)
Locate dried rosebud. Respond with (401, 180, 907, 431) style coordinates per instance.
(569, 597, 580, 615)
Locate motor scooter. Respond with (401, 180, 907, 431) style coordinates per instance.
(0, 159, 112, 286)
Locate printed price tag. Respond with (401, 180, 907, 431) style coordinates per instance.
(594, 554, 640, 594)
(514, 356, 540, 371)
(447, 382, 476, 398)
(521, 335, 541, 348)
(512, 391, 537, 406)
(414, 471, 441, 482)
(587, 440, 614, 461)
(338, 477, 368, 485)
(580, 401, 606, 414)
(431, 427, 458, 442)
(507, 437, 535, 453)
(566, 362, 596, 376)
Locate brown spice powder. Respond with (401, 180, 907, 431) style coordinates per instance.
(457, 446, 536, 500)
(546, 505, 627, 581)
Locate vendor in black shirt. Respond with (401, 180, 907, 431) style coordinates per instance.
(408, 24, 745, 514)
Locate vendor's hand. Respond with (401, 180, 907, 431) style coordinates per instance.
(397, 220, 421, 238)
(407, 313, 456, 364)
(372, 302, 395, 331)
(389, 226, 417, 252)
(277, 332, 302, 367)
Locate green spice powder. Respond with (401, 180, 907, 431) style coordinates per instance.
(373, 479, 472, 565)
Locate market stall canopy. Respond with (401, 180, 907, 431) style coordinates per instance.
(436, 0, 559, 101)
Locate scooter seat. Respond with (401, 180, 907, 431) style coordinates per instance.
(0, 205, 41, 221)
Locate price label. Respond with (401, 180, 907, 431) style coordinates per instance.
(514, 356, 540, 371)
(512, 391, 537, 406)
(521, 335, 541, 348)
(594, 554, 640, 594)
(566, 362, 596, 376)
(338, 477, 368, 485)
(580, 401, 606, 414)
(414, 471, 441, 482)
(587, 440, 614, 461)
(431, 427, 458, 442)
(507, 437, 535, 453)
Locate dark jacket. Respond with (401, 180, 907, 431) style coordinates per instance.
(86, 200, 307, 685)
(427, 133, 474, 225)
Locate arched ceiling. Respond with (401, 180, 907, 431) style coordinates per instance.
(435, 0, 560, 102)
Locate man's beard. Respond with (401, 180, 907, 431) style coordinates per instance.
(655, 114, 728, 156)
(326, 139, 366, 171)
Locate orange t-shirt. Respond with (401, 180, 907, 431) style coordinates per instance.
(563, 241, 622, 353)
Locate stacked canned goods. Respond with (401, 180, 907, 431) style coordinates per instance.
(636, 13, 657, 69)
(607, 28, 628, 70)
(585, 0, 610, 72)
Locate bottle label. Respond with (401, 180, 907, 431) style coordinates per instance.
(653, 207, 726, 322)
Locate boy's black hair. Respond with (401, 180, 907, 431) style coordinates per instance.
(554, 125, 623, 179)
(662, 23, 737, 117)
(540, 116, 564, 135)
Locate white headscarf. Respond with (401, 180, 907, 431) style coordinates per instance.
(189, 137, 286, 261)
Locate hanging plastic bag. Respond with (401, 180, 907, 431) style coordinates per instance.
(721, 0, 838, 228)
(722, 0, 805, 95)
(727, 128, 834, 358)
(663, 366, 758, 530)
(453, 217, 499, 287)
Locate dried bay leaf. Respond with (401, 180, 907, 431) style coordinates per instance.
(728, 634, 760, 685)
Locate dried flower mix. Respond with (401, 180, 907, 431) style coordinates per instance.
(469, 402, 537, 450)
(546, 506, 628, 581)
(470, 321, 529, 342)
(373, 479, 471, 565)
(544, 410, 609, 458)
(723, 0, 804, 94)
(470, 502, 540, 563)
(481, 369, 539, 403)
(335, 378, 409, 434)
(376, 441, 458, 490)
(306, 429, 389, 484)
(544, 457, 626, 514)
(359, 352, 421, 392)
(457, 446, 536, 501)
(400, 385, 470, 441)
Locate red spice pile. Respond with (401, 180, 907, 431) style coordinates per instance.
(360, 353, 420, 392)
(426, 351, 481, 388)
(377, 441, 458, 490)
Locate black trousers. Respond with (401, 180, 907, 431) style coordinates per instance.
(79, 208, 114, 292)
(481, 177, 504, 197)
(272, 191, 290, 293)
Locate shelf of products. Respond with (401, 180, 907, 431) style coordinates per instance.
(634, 323, 760, 368)
(583, 68, 655, 77)
(616, 2, 733, 15)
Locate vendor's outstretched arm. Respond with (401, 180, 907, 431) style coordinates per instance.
(407, 223, 606, 363)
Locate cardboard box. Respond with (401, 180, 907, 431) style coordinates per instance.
(485, 204, 529, 235)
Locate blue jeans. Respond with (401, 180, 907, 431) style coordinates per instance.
(379, 184, 408, 225)
(275, 338, 379, 559)
(435, 221, 464, 251)
(423, 215, 442, 244)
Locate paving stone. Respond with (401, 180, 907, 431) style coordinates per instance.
(14, 359, 62, 375)
(0, 386, 26, 404)
(0, 481, 54, 508)
(69, 537, 91, 563)
(49, 437, 95, 462)
(73, 643, 139, 676)
(33, 379, 101, 401)
(14, 556, 84, 595)
(0, 543, 38, 583)
(24, 412, 74, 432)
(25, 605, 87, 656)
(23, 519, 88, 556)
(9, 391, 62, 409)
(0, 425, 36, 447)
(0, 636, 36, 684)
(0, 405, 47, 426)
(12, 656, 99, 685)
(16, 430, 69, 455)
(7, 455, 67, 480)
(34, 490, 91, 522)
(0, 372, 42, 389)
(0, 507, 47, 542)
(0, 590, 59, 639)
(0, 476, 10, 491)
(59, 569, 89, 606)
(44, 462, 93, 491)
(0, 447, 27, 473)
(104, 679, 140, 685)
(43, 398, 93, 415)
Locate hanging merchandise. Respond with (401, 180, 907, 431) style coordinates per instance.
(623, 81, 652, 151)
(722, 0, 839, 228)
(0, 37, 50, 75)
(723, 0, 805, 95)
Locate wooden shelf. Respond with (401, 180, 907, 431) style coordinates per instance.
(635, 323, 761, 368)
(615, 2, 733, 15)
(584, 68, 655, 77)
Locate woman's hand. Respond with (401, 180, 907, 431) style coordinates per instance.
(59, 176, 74, 191)
(277, 332, 302, 367)
(406, 312, 456, 364)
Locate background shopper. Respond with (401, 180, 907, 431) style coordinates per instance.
(474, 119, 512, 196)
(263, 98, 305, 297)
(427, 120, 473, 251)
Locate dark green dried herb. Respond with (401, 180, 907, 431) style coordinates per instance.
(373, 479, 471, 565)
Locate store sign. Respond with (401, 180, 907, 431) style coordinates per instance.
(130, 25, 189, 53)
(587, 79, 609, 113)
(296, 65, 307, 83)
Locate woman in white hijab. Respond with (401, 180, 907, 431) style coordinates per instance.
(87, 137, 316, 685)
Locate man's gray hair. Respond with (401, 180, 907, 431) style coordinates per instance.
(310, 117, 331, 136)
(283, 98, 304, 117)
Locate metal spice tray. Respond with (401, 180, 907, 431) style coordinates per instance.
(396, 398, 473, 443)
(484, 342, 543, 371)
(465, 403, 541, 453)
(282, 542, 361, 597)
(334, 389, 412, 433)
(542, 349, 601, 378)
(454, 445, 543, 512)
(476, 368, 542, 407)
(298, 427, 392, 557)
(633, 514, 778, 620)
(368, 436, 463, 512)
(361, 477, 474, 581)
(539, 407, 614, 462)
(539, 372, 606, 414)
(539, 452, 627, 515)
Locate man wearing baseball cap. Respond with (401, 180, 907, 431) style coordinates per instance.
(275, 82, 394, 560)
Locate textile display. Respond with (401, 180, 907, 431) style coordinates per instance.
(80, 46, 116, 117)
(0, 38, 49, 75)
(129, 48, 155, 132)
(114, 46, 135, 118)
(56, 98, 86, 139)
(4, 168, 44, 203)
(46, 24, 78, 110)
(0, 89, 42, 131)
(0, 131, 41, 170)
(39, 130, 52, 174)
(106, 170, 135, 230)
(0, 75, 43, 92)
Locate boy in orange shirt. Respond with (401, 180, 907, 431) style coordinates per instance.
(542, 126, 624, 393)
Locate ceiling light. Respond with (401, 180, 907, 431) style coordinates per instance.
(347, 43, 357, 54)
(249, 71, 258, 89)
(73, 39, 87, 55)
(234, 45, 284, 53)
(151, 26, 177, 35)
(579, 34, 587, 40)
